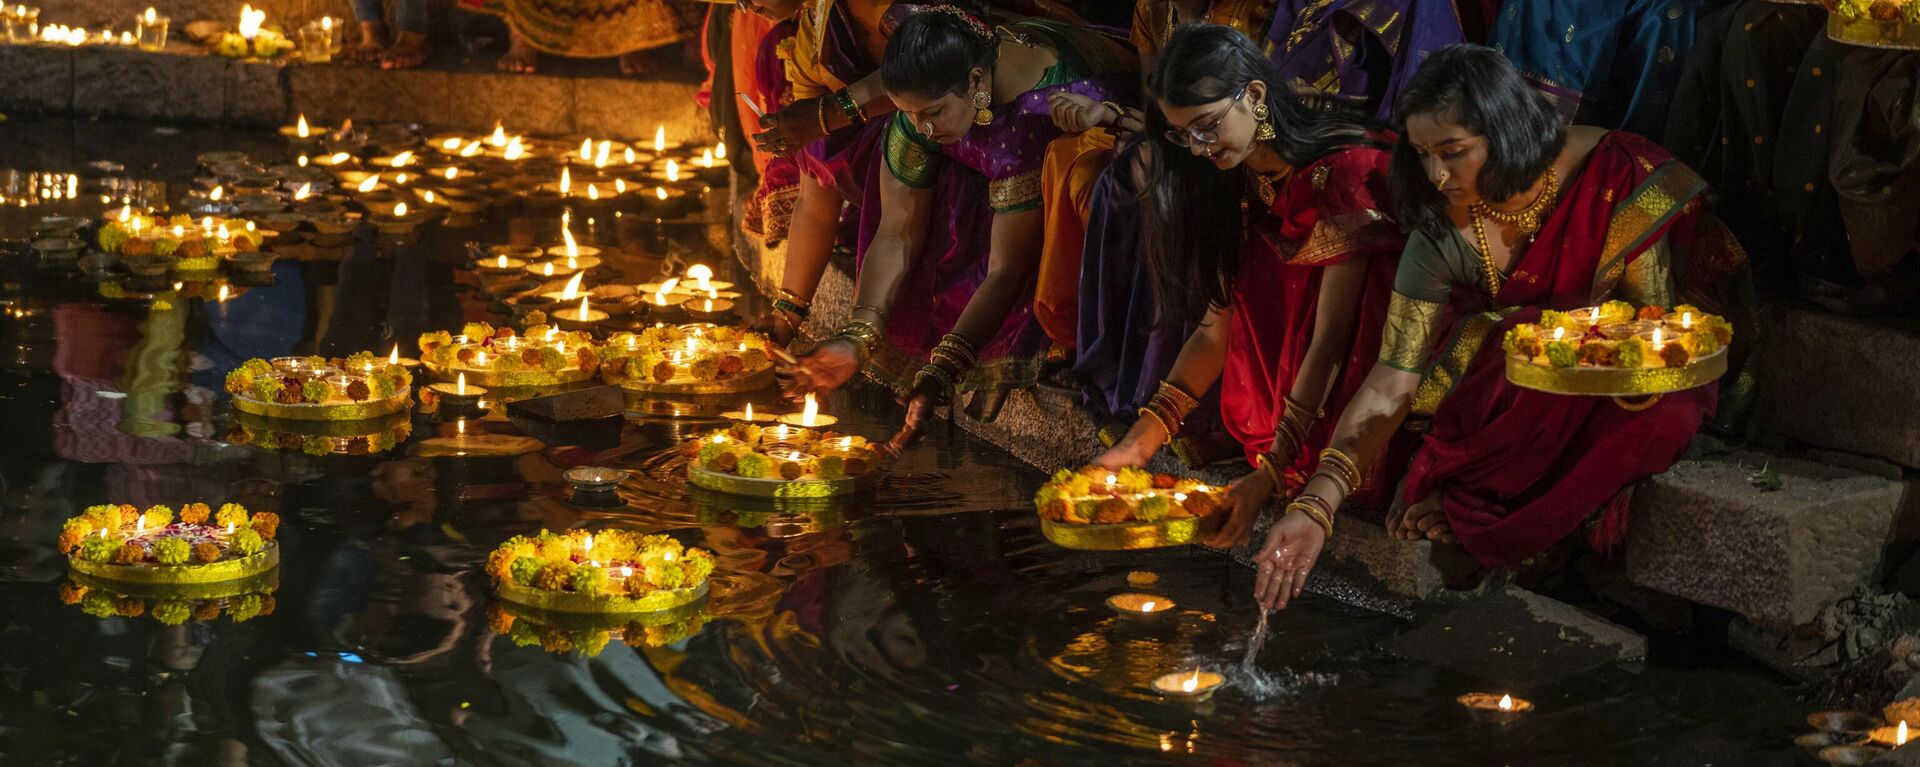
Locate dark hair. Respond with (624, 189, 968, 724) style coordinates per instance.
(1388, 44, 1567, 237)
(880, 2, 997, 100)
(1142, 24, 1385, 327)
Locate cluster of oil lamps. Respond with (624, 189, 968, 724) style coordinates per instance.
(1800, 709, 1918, 764)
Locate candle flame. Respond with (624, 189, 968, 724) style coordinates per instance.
(655, 277, 679, 305)
(1182, 671, 1199, 693)
(700, 147, 715, 167)
(686, 337, 698, 355)
(137, 514, 145, 533)
(655, 186, 668, 200)
(1498, 694, 1513, 711)
(495, 254, 508, 267)
(664, 550, 675, 562)
(744, 403, 755, 420)
(1681, 312, 1693, 329)
(327, 151, 350, 164)
(457, 372, 466, 394)
(584, 533, 594, 552)
(227, 522, 235, 535)
(457, 418, 466, 435)
(558, 166, 571, 195)
(294, 182, 311, 200)
(357, 174, 380, 192)
(1141, 600, 1156, 612)
(653, 126, 666, 152)
(560, 271, 584, 300)
(687, 263, 713, 291)
(209, 185, 224, 201)
(801, 393, 819, 426)
(441, 137, 462, 150)
(1553, 326, 1565, 341)
(587, 183, 600, 200)
(715, 142, 727, 160)
(444, 167, 458, 180)
(503, 137, 525, 161)
(144, 7, 158, 23)
(579, 138, 593, 161)
(237, 4, 265, 40)
(545, 327, 558, 342)
(488, 123, 507, 147)
(1901, 721, 1910, 746)
(542, 262, 555, 277)
(615, 178, 627, 194)
(562, 226, 579, 258)
(577, 295, 590, 318)
(393, 201, 408, 217)
(620, 565, 633, 577)
(298, 154, 309, 167)
(1651, 327, 1664, 349)
(460, 140, 481, 157)
(390, 150, 414, 167)
(1106, 473, 1117, 486)
(665, 159, 680, 183)
(217, 284, 230, 302)
(296, 113, 310, 137)
(595, 141, 611, 168)
(702, 299, 714, 312)
(712, 433, 726, 443)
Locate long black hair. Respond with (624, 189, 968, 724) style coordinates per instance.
(1388, 44, 1566, 238)
(1143, 24, 1385, 328)
(880, 1, 997, 100)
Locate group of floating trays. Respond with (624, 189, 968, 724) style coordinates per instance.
(1502, 302, 1733, 397)
(58, 503, 283, 595)
(682, 423, 885, 500)
(1033, 467, 1225, 550)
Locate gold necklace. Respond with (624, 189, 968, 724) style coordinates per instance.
(1470, 167, 1559, 236)
(1469, 207, 1504, 297)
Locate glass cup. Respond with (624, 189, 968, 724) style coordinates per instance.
(298, 18, 338, 62)
(134, 12, 168, 51)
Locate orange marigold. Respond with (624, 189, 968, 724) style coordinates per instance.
(192, 602, 222, 621)
(180, 502, 211, 525)
(57, 530, 84, 555)
(250, 512, 281, 540)
(259, 594, 276, 616)
(115, 597, 145, 617)
(191, 542, 222, 563)
(58, 581, 87, 605)
(112, 543, 146, 565)
(118, 504, 141, 524)
(487, 603, 515, 634)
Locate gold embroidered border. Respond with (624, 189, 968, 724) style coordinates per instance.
(1290, 209, 1394, 266)
(1378, 291, 1447, 373)
(1410, 309, 1510, 416)
(988, 170, 1043, 213)
(1620, 237, 1675, 307)
(1590, 162, 1705, 303)
(884, 119, 940, 189)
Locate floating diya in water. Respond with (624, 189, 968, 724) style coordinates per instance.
(720, 401, 778, 424)
(777, 393, 838, 428)
(1106, 593, 1175, 621)
(1457, 692, 1533, 724)
(1151, 669, 1225, 703)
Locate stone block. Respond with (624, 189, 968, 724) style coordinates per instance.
(441, 72, 574, 137)
(225, 57, 287, 124)
(1753, 307, 1920, 469)
(38, 0, 354, 28)
(1320, 521, 1445, 600)
(1627, 448, 1905, 631)
(71, 46, 231, 121)
(1383, 585, 1646, 684)
(571, 77, 710, 143)
(0, 45, 73, 113)
(288, 65, 448, 126)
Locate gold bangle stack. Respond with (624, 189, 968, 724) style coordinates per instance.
(835, 318, 881, 364)
(1286, 495, 1335, 537)
(1138, 380, 1199, 439)
(1316, 447, 1362, 497)
(1270, 394, 1321, 464)
(929, 333, 977, 370)
(1255, 452, 1285, 490)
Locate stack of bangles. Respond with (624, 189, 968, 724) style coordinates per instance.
(833, 89, 869, 127)
(914, 333, 977, 396)
(771, 290, 811, 331)
(1286, 447, 1362, 538)
(1256, 395, 1321, 490)
(834, 318, 881, 364)
(1137, 380, 1199, 438)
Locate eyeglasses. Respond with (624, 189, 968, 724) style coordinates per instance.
(1164, 86, 1247, 147)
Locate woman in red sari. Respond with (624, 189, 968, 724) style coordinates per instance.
(1092, 24, 1408, 548)
(1253, 45, 1751, 610)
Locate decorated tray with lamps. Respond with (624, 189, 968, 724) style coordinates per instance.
(225, 353, 414, 421)
(58, 503, 282, 586)
(1502, 302, 1733, 397)
(419, 321, 600, 388)
(682, 424, 884, 499)
(1034, 467, 1225, 550)
(1827, 1, 1920, 50)
(601, 323, 775, 395)
(486, 529, 714, 615)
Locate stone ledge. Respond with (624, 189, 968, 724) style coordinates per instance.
(1626, 446, 1908, 631)
(1753, 306, 1920, 469)
(0, 41, 706, 141)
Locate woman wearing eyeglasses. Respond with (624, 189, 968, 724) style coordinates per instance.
(1248, 45, 1753, 611)
(780, 4, 1135, 447)
(1092, 24, 1410, 550)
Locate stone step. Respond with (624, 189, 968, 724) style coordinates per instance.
(0, 40, 707, 142)
(1625, 441, 1911, 632)
(35, 0, 353, 30)
(1752, 305, 1920, 470)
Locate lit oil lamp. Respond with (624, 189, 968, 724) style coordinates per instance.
(1869, 720, 1913, 748)
(777, 393, 838, 428)
(372, 200, 430, 234)
(541, 271, 590, 304)
(524, 260, 579, 280)
(720, 401, 778, 424)
(1458, 692, 1532, 724)
(553, 295, 608, 332)
(478, 252, 529, 275)
(681, 294, 736, 323)
(1151, 669, 1225, 703)
(279, 113, 327, 144)
(688, 144, 730, 184)
(1106, 593, 1175, 621)
(384, 344, 421, 372)
(428, 372, 486, 411)
(545, 225, 603, 261)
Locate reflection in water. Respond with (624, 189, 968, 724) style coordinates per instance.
(0, 117, 1810, 765)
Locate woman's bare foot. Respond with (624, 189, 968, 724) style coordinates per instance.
(348, 21, 388, 63)
(498, 32, 538, 74)
(618, 49, 657, 76)
(379, 31, 432, 70)
(1398, 491, 1454, 543)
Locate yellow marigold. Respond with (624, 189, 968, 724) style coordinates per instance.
(180, 502, 211, 525)
(214, 503, 249, 528)
(533, 564, 573, 592)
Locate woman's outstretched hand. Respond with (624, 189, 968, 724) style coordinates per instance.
(781, 339, 861, 400)
(1253, 508, 1327, 611)
(885, 374, 946, 454)
(752, 99, 828, 158)
(1206, 468, 1274, 549)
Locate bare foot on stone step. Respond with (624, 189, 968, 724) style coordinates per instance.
(1399, 491, 1455, 543)
(348, 21, 388, 63)
(379, 32, 431, 70)
(498, 32, 538, 74)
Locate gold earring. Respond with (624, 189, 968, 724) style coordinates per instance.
(1251, 101, 1276, 140)
(972, 91, 993, 125)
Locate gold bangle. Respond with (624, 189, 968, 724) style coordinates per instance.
(1137, 405, 1176, 439)
(1318, 447, 1361, 490)
(1286, 498, 1335, 538)
(1155, 380, 1200, 414)
(852, 303, 888, 321)
(816, 97, 832, 136)
(1099, 100, 1126, 125)
(1255, 452, 1285, 491)
(835, 318, 881, 363)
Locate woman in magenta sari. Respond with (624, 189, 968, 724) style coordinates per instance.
(783, 5, 1134, 445)
(1091, 25, 1408, 548)
(1252, 45, 1751, 610)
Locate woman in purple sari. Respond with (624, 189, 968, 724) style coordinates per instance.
(783, 4, 1135, 446)
(1073, 0, 1464, 464)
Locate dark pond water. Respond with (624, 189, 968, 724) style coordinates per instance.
(0, 116, 1818, 766)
